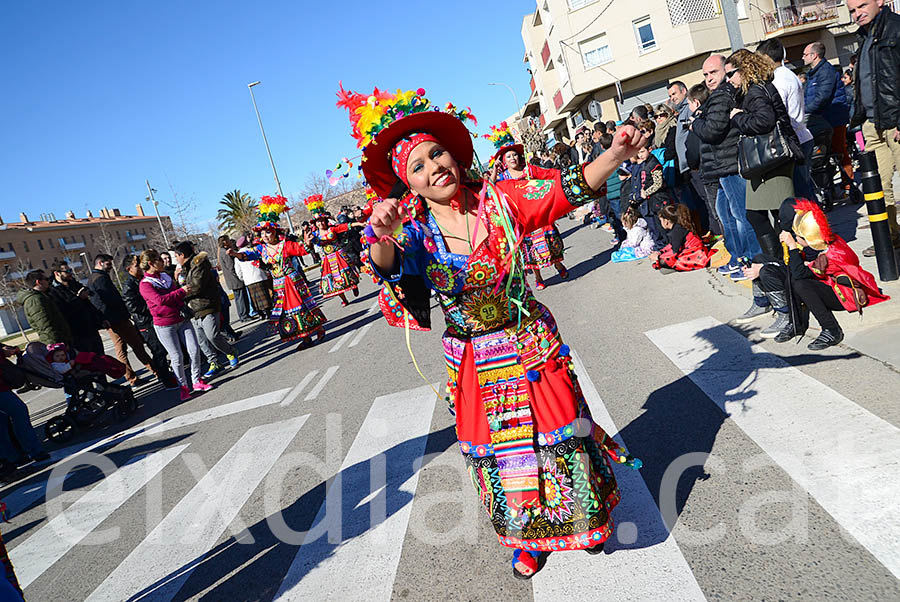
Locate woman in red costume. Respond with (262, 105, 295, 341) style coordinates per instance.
(339, 85, 646, 579)
(228, 196, 326, 348)
(486, 124, 571, 290)
(754, 198, 890, 350)
(304, 195, 361, 307)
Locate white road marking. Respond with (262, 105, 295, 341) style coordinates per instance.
(273, 384, 437, 601)
(367, 299, 379, 314)
(12, 444, 189, 589)
(280, 371, 319, 407)
(3, 388, 290, 519)
(138, 388, 291, 438)
(304, 366, 339, 401)
(532, 352, 707, 601)
(646, 316, 900, 580)
(328, 331, 353, 353)
(85, 415, 309, 602)
(348, 323, 372, 348)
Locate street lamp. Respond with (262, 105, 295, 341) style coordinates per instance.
(488, 82, 523, 121)
(145, 180, 171, 248)
(247, 81, 295, 234)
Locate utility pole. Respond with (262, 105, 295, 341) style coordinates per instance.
(145, 180, 171, 248)
(721, 0, 744, 52)
(247, 81, 296, 234)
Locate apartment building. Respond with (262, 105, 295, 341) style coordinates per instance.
(0, 204, 172, 282)
(520, 0, 858, 145)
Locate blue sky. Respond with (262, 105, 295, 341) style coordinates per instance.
(1, 1, 533, 229)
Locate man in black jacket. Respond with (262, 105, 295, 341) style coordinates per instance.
(848, 0, 900, 256)
(121, 255, 178, 389)
(88, 254, 161, 387)
(173, 241, 238, 378)
(691, 54, 761, 280)
(48, 261, 105, 354)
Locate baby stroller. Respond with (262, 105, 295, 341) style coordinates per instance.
(19, 343, 137, 443)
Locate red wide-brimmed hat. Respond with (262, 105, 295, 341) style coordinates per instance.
(337, 85, 475, 198)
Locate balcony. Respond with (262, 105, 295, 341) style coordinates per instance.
(60, 240, 85, 251)
(762, 0, 841, 35)
(128, 233, 147, 241)
(0, 250, 15, 260)
(69, 260, 83, 268)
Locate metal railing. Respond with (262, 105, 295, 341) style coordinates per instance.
(762, 0, 841, 34)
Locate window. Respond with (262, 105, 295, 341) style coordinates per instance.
(579, 33, 613, 69)
(557, 52, 569, 87)
(23, 241, 29, 252)
(38, 239, 44, 250)
(568, 0, 597, 9)
(48, 238, 54, 248)
(633, 17, 656, 53)
(42, 259, 48, 269)
(81, 235, 86, 243)
(116, 231, 121, 240)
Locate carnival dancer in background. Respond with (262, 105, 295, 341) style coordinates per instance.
(339, 84, 644, 580)
(305, 194, 361, 307)
(486, 122, 571, 290)
(228, 196, 326, 348)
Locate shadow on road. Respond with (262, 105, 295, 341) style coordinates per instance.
(606, 322, 860, 552)
(125, 425, 457, 601)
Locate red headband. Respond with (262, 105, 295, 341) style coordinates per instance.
(391, 132, 439, 187)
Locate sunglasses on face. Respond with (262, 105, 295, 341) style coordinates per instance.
(725, 69, 738, 79)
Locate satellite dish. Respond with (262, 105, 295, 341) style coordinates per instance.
(588, 99, 602, 120)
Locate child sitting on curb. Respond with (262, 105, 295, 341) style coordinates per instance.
(650, 204, 711, 273)
(612, 207, 654, 262)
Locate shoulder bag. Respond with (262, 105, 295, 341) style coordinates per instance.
(737, 84, 795, 180)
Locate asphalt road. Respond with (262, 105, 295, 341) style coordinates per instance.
(5, 217, 900, 601)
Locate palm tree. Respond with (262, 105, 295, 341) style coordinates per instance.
(217, 190, 258, 235)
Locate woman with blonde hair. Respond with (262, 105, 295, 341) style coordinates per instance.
(726, 48, 803, 261)
(653, 103, 677, 149)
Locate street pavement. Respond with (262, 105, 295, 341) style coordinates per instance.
(4, 211, 900, 601)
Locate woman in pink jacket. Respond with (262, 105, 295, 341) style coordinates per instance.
(138, 249, 212, 401)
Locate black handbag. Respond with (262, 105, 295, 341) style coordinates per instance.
(737, 85, 796, 180)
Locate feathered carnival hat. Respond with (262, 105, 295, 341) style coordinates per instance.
(336, 83, 477, 198)
(304, 194, 327, 219)
(792, 199, 835, 251)
(484, 121, 523, 163)
(254, 195, 289, 232)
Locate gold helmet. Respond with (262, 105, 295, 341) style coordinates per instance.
(791, 199, 834, 251)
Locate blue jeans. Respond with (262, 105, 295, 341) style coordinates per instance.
(717, 174, 762, 261)
(0, 390, 45, 462)
(793, 139, 815, 201)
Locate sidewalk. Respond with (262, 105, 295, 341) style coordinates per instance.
(708, 201, 900, 371)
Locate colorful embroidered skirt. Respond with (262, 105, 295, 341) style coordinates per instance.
(269, 272, 326, 342)
(522, 225, 565, 270)
(320, 249, 360, 299)
(443, 304, 620, 552)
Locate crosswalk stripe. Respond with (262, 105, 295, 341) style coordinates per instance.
(646, 316, 900, 581)
(3, 388, 291, 519)
(12, 444, 190, 589)
(280, 370, 319, 407)
(85, 415, 309, 601)
(304, 366, 339, 401)
(273, 384, 438, 600)
(328, 331, 353, 353)
(348, 323, 372, 348)
(138, 388, 292, 438)
(532, 352, 707, 601)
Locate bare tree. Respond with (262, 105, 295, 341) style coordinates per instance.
(95, 222, 125, 287)
(0, 260, 33, 340)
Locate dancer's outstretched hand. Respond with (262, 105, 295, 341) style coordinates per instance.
(369, 197, 403, 239)
(610, 124, 648, 162)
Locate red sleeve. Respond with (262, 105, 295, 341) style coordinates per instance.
(331, 224, 350, 234)
(282, 240, 307, 257)
(496, 165, 601, 233)
(527, 165, 560, 180)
